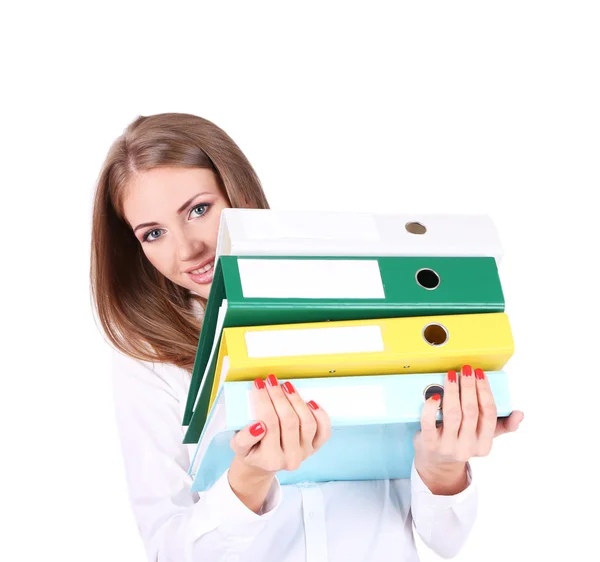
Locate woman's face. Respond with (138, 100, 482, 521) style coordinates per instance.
(122, 166, 229, 299)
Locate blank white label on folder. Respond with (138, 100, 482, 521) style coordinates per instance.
(248, 385, 386, 418)
(241, 211, 381, 241)
(237, 259, 385, 299)
(244, 325, 385, 358)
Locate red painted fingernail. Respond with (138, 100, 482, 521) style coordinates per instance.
(307, 400, 319, 410)
(266, 374, 278, 387)
(448, 370, 457, 383)
(249, 422, 265, 436)
(462, 365, 473, 376)
(475, 368, 485, 380)
(254, 378, 266, 390)
(282, 381, 295, 394)
(432, 393, 441, 401)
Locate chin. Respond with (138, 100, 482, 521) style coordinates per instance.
(163, 275, 209, 299)
(186, 281, 211, 299)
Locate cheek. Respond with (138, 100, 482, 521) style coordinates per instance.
(141, 242, 176, 277)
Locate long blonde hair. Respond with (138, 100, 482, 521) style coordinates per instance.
(90, 113, 270, 371)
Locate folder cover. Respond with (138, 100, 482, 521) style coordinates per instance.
(183, 311, 514, 443)
(215, 208, 504, 262)
(188, 371, 512, 491)
(182, 254, 505, 426)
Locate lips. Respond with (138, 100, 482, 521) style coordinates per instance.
(185, 259, 215, 285)
(184, 257, 214, 274)
(188, 261, 214, 275)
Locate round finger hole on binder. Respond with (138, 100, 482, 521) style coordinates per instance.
(405, 221, 427, 235)
(416, 268, 440, 290)
(422, 323, 449, 346)
(424, 384, 444, 409)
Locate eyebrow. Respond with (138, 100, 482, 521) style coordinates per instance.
(133, 192, 212, 233)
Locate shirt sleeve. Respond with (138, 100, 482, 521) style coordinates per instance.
(409, 460, 478, 559)
(111, 350, 282, 562)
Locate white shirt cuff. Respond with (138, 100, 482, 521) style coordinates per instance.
(411, 460, 476, 507)
(410, 461, 479, 553)
(194, 469, 282, 537)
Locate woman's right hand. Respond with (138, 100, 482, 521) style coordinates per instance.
(230, 374, 332, 475)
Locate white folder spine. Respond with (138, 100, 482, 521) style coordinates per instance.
(216, 209, 503, 262)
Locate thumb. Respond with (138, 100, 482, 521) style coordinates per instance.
(494, 411, 524, 438)
(230, 421, 267, 456)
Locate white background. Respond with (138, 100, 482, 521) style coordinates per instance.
(2, 1, 598, 561)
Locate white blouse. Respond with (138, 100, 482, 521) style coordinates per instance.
(111, 349, 478, 562)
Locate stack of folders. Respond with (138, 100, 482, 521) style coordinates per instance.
(182, 209, 515, 492)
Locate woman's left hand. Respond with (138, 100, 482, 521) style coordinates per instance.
(413, 364, 524, 495)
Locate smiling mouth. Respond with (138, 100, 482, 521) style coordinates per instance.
(186, 260, 215, 284)
(188, 261, 214, 275)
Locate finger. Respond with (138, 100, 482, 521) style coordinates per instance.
(281, 381, 318, 451)
(305, 400, 332, 451)
(252, 378, 281, 447)
(457, 365, 479, 445)
(494, 410, 524, 438)
(230, 420, 267, 457)
(420, 392, 442, 446)
(474, 368, 498, 454)
(438, 369, 461, 449)
(265, 374, 303, 469)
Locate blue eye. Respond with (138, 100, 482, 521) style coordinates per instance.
(189, 203, 210, 219)
(143, 228, 163, 242)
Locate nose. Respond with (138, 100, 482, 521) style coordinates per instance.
(174, 230, 204, 262)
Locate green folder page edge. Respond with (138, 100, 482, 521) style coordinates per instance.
(183, 257, 228, 426)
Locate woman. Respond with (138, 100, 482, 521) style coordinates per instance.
(90, 112, 523, 561)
